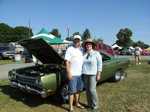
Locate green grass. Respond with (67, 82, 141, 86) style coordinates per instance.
(0, 62, 150, 112)
(0, 60, 14, 65)
(98, 62, 150, 112)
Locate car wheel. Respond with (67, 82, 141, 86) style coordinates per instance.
(59, 84, 69, 103)
(111, 70, 127, 82)
(61, 84, 68, 96)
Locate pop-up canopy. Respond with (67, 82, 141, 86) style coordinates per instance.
(31, 28, 64, 45)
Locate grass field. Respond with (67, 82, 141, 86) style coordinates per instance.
(0, 61, 150, 112)
(0, 60, 14, 65)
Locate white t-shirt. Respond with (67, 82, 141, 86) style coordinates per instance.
(134, 47, 142, 56)
(65, 46, 83, 76)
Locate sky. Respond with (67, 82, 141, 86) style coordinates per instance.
(0, 0, 150, 45)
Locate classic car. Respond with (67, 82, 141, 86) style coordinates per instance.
(8, 38, 130, 98)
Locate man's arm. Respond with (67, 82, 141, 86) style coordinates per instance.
(65, 60, 73, 80)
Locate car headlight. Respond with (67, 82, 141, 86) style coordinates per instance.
(2, 52, 6, 56)
(35, 78, 42, 86)
(8, 70, 16, 80)
(35, 79, 39, 85)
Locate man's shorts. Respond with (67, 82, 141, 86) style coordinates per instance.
(68, 76, 83, 95)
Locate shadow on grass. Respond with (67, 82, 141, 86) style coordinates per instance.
(0, 85, 68, 110)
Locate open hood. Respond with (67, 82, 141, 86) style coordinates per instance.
(19, 38, 64, 64)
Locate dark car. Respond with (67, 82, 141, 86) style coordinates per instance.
(0, 46, 10, 59)
(8, 38, 130, 98)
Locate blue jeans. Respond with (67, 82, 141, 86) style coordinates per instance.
(83, 75, 99, 109)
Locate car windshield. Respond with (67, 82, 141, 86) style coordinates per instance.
(100, 52, 111, 61)
(0, 47, 10, 51)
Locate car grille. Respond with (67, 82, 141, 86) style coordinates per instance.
(16, 75, 37, 86)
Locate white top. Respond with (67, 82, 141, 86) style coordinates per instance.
(134, 47, 142, 55)
(82, 51, 102, 75)
(65, 46, 83, 76)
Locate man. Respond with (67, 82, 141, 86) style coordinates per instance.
(65, 35, 84, 112)
(134, 46, 142, 65)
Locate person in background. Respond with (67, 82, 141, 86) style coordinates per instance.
(82, 38, 102, 111)
(65, 35, 84, 112)
(134, 45, 142, 65)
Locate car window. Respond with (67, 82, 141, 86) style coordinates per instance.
(0, 47, 9, 51)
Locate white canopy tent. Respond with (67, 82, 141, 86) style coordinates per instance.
(31, 33, 55, 39)
(111, 44, 122, 49)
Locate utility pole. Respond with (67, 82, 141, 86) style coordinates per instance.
(67, 26, 70, 38)
(28, 19, 31, 38)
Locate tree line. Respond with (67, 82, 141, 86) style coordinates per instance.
(116, 28, 149, 49)
(0, 22, 149, 48)
(0, 23, 33, 43)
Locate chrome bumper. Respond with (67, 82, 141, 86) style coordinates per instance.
(10, 81, 47, 98)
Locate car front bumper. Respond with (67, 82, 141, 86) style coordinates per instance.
(10, 81, 48, 98)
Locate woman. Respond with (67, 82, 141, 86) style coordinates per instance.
(82, 38, 102, 110)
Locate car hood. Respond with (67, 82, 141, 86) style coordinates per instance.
(19, 38, 64, 64)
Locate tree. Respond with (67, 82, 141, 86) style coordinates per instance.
(0, 23, 33, 43)
(133, 41, 149, 49)
(116, 28, 133, 47)
(73, 32, 80, 36)
(65, 37, 72, 41)
(82, 29, 91, 41)
(50, 28, 61, 38)
(65, 32, 81, 41)
(116, 39, 134, 48)
(13, 26, 33, 42)
(93, 38, 103, 44)
(0, 23, 13, 43)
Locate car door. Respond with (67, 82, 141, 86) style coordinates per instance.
(100, 52, 119, 82)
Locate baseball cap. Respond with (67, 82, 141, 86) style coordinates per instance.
(73, 35, 81, 40)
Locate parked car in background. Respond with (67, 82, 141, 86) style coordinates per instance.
(118, 47, 135, 55)
(1, 50, 16, 59)
(8, 38, 130, 99)
(0, 46, 12, 59)
(141, 49, 150, 56)
(21, 48, 33, 63)
(96, 43, 115, 56)
(0, 42, 25, 60)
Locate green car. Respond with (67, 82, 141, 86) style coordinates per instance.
(8, 38, 130, 98)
